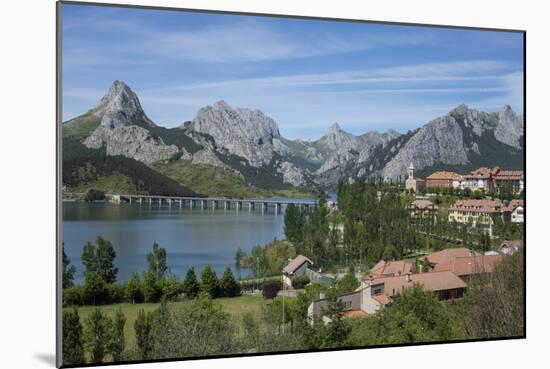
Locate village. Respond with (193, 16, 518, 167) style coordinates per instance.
(280, 163, 524, 323)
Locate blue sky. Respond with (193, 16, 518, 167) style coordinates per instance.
(62, 3, 524, 139)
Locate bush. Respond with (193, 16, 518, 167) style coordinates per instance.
(107, 283, 126, 304)
(83, 272, 108, 305)
(219, 268, 241, 297)
(63, 286, 83, 306)
(143, 272, 163, 303)
(291, 274, 310, 289)
(262, 280, 282, 299)
(125, 272, 144, 303)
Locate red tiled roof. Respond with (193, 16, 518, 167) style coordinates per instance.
(504, 199, 524, 212)
(372, 294, 392, 305)
(368, 271, 467, 297)
(494, 170, 524, 180)
(450, 255, 503, 276)
(370, 260, 413, 278)
(500, 239, 523, 250)
(282, 255, 312, 275)
(449, 199, 504, 214)
(427, 171, 462, 180)
(341, 310, 369, 319)
(427, 248, 481, 265)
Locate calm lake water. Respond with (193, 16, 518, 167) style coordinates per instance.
(62, 201, 298, 283)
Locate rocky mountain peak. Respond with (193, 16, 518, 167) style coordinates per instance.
(328, 122, 342, 133)
(191, 100, 281, 167)
(93, 80, 156, 129)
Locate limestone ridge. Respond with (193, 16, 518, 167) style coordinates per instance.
(92, 80, 156, 129)
(67, 80, 523, 190)
(188, 100, 281, 167)
(83, 81, 177, 164)
(376, 104, 524, 180)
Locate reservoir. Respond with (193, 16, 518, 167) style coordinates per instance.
(62, 201, 300, 283)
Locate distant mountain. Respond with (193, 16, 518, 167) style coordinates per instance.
(320, 104, 524, 188)
(62, 80, 524, 194)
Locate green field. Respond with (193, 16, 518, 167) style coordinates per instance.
(152, 160, 317, 199)
(67, 295, 268, 351)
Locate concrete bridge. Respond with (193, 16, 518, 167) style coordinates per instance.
(106, 194, 318, 214)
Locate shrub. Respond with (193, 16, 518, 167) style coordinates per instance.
(220, 268, 241, 297)
(107, 283, 126, 304)
(63, 286, 83, 306)
(262, 280, 282, 299)
(291, 274, 310, 289)
(83, 272, 108, 305)
(125, 272, 144, 303)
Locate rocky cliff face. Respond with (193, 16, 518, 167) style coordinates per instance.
(92, 80, 157, 129)
(189, 100, 280, 167)
(495, 105, 524, 149)
(377, 104, 524, 180)
(84, 126, 180, 164)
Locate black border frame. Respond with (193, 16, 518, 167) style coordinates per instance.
(56, 1, 527, 368)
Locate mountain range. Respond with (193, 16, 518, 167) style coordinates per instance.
(62, 81, 524, 196)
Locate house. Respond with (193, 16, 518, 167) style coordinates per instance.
(499, 240, 523, 255)
(307, 271, 467, 322)
(407, 199, 438, 221)
(369, 259, 413, 278)
(432, 254, 503, 283)
(282, 255, 313, 288)
(493, 170, 524, 193)
(504, 199, 524, 223)
(458, 167, 524, 193)
(405, 163, 426, 192)
(426, 247, 482, 267)
(460, 167, 499, 191)
(448, 199, 504, 234)
(426, 171, 462, 189)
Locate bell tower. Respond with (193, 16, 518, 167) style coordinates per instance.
(408, 163, 415, 179)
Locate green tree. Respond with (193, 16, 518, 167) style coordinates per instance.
(146, 242, 169, 281)
(374, 284, 464, 344)
(163, 273, 183, 301)
(124, 272, 144, 304)
(62, 309, 85, 365)
(84, 308, 112, 363)
(200, 265, 220, 298)
(462, 251, 524, 338)
(62, 242, 76, 289)
(284, 203, 306, 244)
(134, 309, 153, 360)
(143, 271, 163, 303)
(336, 269, 359, 294)
(81, 236, 118, 284)
(83, 271, 108, 305)
(182, 267, 200, 299)
(234, 247, 246, 266)
(219, 267, 241, 297)
(109, 308, 126, 362)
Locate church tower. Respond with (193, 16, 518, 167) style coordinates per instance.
(408, 163, 415, 179)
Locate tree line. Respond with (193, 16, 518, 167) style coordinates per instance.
(63, 237, 241, 306)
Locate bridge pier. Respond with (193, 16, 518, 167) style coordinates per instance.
(249, 202, 255, 211)
(276, 203, 282, 214)
(213, 200, 218, 210)
(225, 201, 230, 210)
(202, 199, 207, 209)
(262, 202, 268, 213)
(237, 201, 242, 211)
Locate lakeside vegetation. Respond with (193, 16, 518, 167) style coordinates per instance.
(63, 250, 523, 365)
(62, 179, 524, 366)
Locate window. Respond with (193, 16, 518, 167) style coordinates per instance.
(342, 301, 352, 310)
